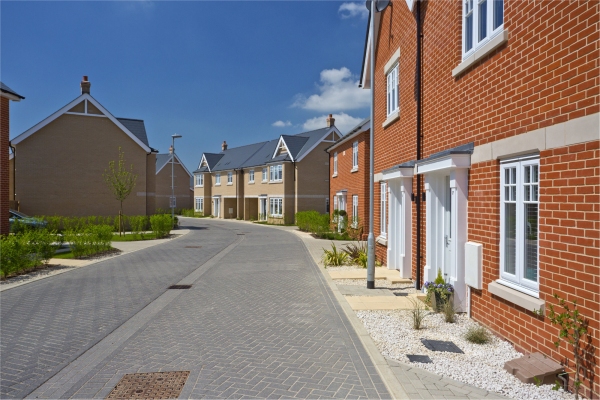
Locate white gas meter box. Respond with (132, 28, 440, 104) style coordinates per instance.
(465, 242, 483, 289)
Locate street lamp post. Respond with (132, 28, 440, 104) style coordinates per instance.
(171, 134, 182, 224)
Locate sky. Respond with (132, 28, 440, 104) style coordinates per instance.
(1, 1, 371, 173)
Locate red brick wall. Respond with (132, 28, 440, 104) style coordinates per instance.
(329, 131, 370, 236)
(1, 97, 9, 235)
(371, 0, 599, 395)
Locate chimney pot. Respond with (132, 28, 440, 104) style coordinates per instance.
(326, 114, 335, 127)
(222, 141, 228, 151)
(81, 76, 91, 95)
(169, 145, 174, 154)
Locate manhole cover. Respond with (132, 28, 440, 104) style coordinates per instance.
(236, 233, 245, 235)
(168, 285, 192, 290)
(184, 246, 201, 248)
(407, 354, 432, 363)
(107, 371, 190, 399)
(420, 339, 464, 353)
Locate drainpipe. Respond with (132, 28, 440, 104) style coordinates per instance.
(366, 0, 376, 289)
(9, 144, 16, 208)
(415, 0, 423, 290)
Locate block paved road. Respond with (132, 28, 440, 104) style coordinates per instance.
(1, 218, 389, 399)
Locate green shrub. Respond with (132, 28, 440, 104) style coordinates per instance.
(180, 208, 195, 217)
(465, 325, 491, 344)
(343, 242, 368, 268)
(442, 298, 456, 323)
(64, 224, 112, 258)
(322, 242, 349, 267)
(128, 215, 149, 238)
(0, 229, 61, 278)
(150, 214, 173, 239)
(409, 298, 430, 330)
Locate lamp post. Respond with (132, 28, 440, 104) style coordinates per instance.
(171, 134, 182, 224)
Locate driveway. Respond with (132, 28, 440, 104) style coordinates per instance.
(1, 218, 389, 399)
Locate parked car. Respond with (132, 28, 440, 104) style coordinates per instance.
(9, 210, 47, 232)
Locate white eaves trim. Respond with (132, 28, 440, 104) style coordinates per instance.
(416, 154, 471, 175)
(273, 136, 294, 162)
(198, 154, 211, 172)
(382, 166, 414, 180)
(326, 123, 369, 153)
(1, 92, 23, 102)
(295, 127, 342, 162)
(360, 12, 381, 89)
(10, 93, 151, 152)
(156, 153, 193, 178)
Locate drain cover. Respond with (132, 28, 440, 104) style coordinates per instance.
(107, 371, 190, 399)
(184, 246, 201, 248)
(393, 292, 408, 296)
(168, 285, 192, 290)
(407, 354, 433, 363)
(420, 339, 464, 353)
(236, 233, 245, 235)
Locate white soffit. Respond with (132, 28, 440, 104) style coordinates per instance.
(382, 167, 414, 180)
(416, 154, 471, 174)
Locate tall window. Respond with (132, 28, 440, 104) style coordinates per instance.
(352, 195, 359, 227)
(262, 167, 268, 182)
(195, 174, 203, 187)
(195, 197, 203, 212)
(333, 152, 338, 175)
(380, 182, 387, 237)
(269, 197, 283, 217)
(500, 158, 539, 294)
(227, 172, 233, 184)
(249, 170, 255, 183)
(352, 142, 359, 170)
(387, 64, 398, 117)
(270, 165, 283, 182)
(463, 0, 503, 57)
(215, 173, 221, 185)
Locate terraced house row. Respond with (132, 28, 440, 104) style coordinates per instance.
(357, 0, 598, 396)
(193, 115, 342, 224)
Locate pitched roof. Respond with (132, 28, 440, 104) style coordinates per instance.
(155, 153, 192, 177)
(1, 82, 25, 99)
(293, 127, 333, 160)
(326, 118, 370, 152)
(117, 118, 149, 147)
(243, 139, 279, 168)
(212, 141, 269, 172)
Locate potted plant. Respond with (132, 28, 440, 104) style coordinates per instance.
(424, 269, 454, 311)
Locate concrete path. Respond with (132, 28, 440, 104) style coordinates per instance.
(1, 219, 390, 399)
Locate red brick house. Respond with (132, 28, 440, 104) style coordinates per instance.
(327, 119, 370, 237)
(362, 0, 599, 396)
(1, 83, 24, 235)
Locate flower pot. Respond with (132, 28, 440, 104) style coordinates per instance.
(431, 292, 454, 312)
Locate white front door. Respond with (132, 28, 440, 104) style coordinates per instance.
(259, 198, 267, 221)
(213, 198, 220, 218)
(443, 175, 452, 280)
(387, 178, 412, 278)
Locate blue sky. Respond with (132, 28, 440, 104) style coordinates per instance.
(2, 1, 370, 172)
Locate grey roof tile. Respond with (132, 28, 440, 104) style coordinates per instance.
(0, 82, 24, 99)
(156, 154, 171, 173)
(116, 118, 149, 147)
(418, 142, 474, 164)
(212, 141, 269, 172)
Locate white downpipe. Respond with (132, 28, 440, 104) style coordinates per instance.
(467, 285, 471, 319)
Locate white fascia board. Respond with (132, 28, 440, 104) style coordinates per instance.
(198, 154, 211, 172)
(360, 12, 381, 89)
(10, 93, 152, 153)
(416, 154, 471, 175)
(1, 92, 23, 102)
(156, 154, 192, 177)
(382, 167, 414, 180)
(272, 136, 293, 162)
(296, 127, 343, 162)
(405, 0, 415, 12)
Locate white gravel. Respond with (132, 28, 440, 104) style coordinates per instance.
(356, 310, 570, 400)
(334, 278, 417, 293)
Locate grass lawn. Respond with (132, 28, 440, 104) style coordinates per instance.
(110, 233, 162, 241)
(53, 251, 76, 259)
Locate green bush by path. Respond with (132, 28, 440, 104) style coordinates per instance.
(64, 224, 113, 258)
(0, 229, 61, 278)
(295, 211, 331, 236)
(150, 214, 173, 239)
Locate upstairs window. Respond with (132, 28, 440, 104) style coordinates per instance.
(333, 152, 338, 175)
(249, 170, 255, 183)
(195, 174, 203, 187)
(269, 165, 283, 182)
(463, 0, 504, 58)
(227, 172, 233, 184)
(386, 64, 398, 117)
(352, 142, 359, 170)
(262, 167, 268, 182)
(215, 173, 221, 185)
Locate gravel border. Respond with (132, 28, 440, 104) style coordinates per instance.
(356, 310, 571, 400)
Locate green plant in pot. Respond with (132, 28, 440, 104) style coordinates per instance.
(424, 269, 454, 312)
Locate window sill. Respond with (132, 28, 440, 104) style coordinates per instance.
(332, 173, 338, 178)
(268, 181, 282, 184)
(227, 183, 233, 186)
(248, 182, 254, 185)
(351, 167, 359, 173)
(215, 184, 221, 186)
(453, 29, 509, 78)
(382, 110, 399, 128)
(376, 235, 387, 246)
(488, 280, 544, 312)
(195, 185, 203, 188)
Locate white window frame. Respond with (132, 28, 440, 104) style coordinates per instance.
(269, 164, 283, 182)
(195, 197, 203, 212)
(262, 167, 268, 182)
(386, 64, 399, 117)
(249, 170, 255, 183)
(462, 0, 504, 59)
(333, 152, 338, 176)
(499, 156, 539, 295)
(227, 171, 233, 185)
(352, 142, 359, 170)
(215, 173, 221, 186)
(352, 195, 359, 228)
(380, 182, 387, 238)
(269, 197, 283, 217)
(195, 174, 203, 187)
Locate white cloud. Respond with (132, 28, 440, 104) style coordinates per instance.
(339, 2, 369, 19)
(303, 113, 364, 135)
(272, 120, 292, 127)
(292, 67, 370, 112)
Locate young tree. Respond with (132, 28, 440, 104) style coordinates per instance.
(103, 147, 137, 236)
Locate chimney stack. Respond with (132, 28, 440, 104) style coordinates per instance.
(81, 76, 91, 94)
(169, 145, 174, 155)
(222, 141, 228, 151)
(326, 114, 335, 127)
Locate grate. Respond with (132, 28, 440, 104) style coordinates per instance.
(407, 354, 432, 363)
(106, 371, 190, 399)
(184, 246, 201, 248)
(420, 339, 464, 353)
(168, 285, 192, 290)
